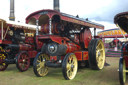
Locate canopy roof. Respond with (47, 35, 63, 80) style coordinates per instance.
(26, 9, 104, 30)
(114, 11, 128, 33)
(98, 28, 128, 38)
(0, 18, 39, 31)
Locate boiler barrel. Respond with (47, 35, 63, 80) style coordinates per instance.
(46, 42, 80, 56)
(6, 44, 32, 52)
(41, 23, 62, 34)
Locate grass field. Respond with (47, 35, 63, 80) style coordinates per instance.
(0, 57, 125, 85)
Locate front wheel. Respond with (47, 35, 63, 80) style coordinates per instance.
(16, 51, 30, 72)
(119, 58, 126, 85)
(33, 52, 50, 77)
(62, 53, 78, 80)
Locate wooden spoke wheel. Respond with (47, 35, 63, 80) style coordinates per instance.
(62, 53, 78, 80)
(119, 58, 126, 85)
(0, 52, 8, 71)
(33, 52, 50, 77)
(88, 39, 105, 70)
(16, 52, 30, 72)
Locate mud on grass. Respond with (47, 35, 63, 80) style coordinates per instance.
(0, 57, 124, 85)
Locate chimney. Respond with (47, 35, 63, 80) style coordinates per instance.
(9, 0, 15, 21)
(53, 0, 60, 12)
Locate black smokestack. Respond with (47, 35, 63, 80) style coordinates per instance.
(9, 0, 15, 21)
(54, 0, 60, 12)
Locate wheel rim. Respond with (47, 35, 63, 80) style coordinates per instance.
(66, 54, 78, 80)
(0, 47, 8, 71)
(96, 40, 105, 69)
(36, 54, 49, 76)
(18, 53, 30, 71)
(123, 60, 126, 83)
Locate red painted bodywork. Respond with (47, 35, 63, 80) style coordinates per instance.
(19, 44, 33, 51)
(37, 35, 81, 54)
(28, 51, 38, 58)
(50, 56, 57, 61)
(25, 9, 104, 62)
(74, 51, 88, 61)
(37, 34, 88, 61)
(80, 28, 92, 48)
(0, 40, 12, 44)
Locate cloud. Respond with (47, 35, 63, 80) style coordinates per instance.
(0, 0, 9, 20)
(0, 0, 127, 30)
(91, 20, 117, 29)
(15, 0, 53, 22)
(85, 0, 128, 23)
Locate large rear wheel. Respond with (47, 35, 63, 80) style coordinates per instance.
(62, 53, 78, 80)
(16, 51, 30, 72)
(119, 58, 126, 85)
(33, 52, 50, 77)
(88, 39, 105, 70)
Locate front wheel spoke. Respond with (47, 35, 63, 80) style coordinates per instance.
(71, 61, 75, 65)
(43, 68, 48, 74)
(37, 60, 41, 63)
(99, 58, 103, 62)
(68, 58, 72, 64)
(71, 67, 74, 72)
(2, 63, 6, 66)
(97, 42, 101, 48)
(24, 63, 29, 67)
(98, 48, 103, 52)
(96, 45, 100, 50)
(20, 63, 24, 69)
(37, 66, 42, 71)
(67, 70, 71, 77)
(67, 63, 71, 70)
(37, 63, 44, 71)
(19, 62, 23, 66)
(36, 64, 40, 67)
(69, 70, 73, 77)
(96, 56, 99, 62)
(96, 52, 99, 57)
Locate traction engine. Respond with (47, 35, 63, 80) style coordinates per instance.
(0, 20, 42, 71)
(114, 12, 128, 85)
(25, 0, 105, 80)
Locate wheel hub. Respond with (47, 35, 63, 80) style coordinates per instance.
(98, 51, 101, 57)
(71, 64, 74, 69)
(23, 59, 25, 62)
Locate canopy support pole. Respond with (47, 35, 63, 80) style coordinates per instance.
(1, 21, 3, 40)
(49, 18, 52, 35)
(36, 20, 39, 35)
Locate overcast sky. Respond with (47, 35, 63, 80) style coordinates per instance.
(0, 0, 128, 30)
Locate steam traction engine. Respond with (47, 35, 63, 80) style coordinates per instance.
(114, 12, 128, 85)
(26, 9, 105, 80)
(0, 19, 40, 71)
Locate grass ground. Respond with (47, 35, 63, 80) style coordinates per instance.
(0, 57, 124, 85)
